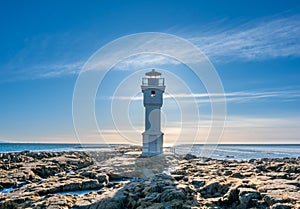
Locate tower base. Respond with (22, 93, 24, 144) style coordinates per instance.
(141, 132, 163, 157)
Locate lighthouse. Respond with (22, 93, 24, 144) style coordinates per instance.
(141, 69, 165, 156)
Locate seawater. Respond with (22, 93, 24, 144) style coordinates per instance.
(0, 143, 80, 153)
(0, 143, 299, 160)
(0, 143, 122, 153)
(174, 144, 300, 160)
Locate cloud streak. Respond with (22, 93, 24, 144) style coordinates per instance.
(109, 15, 300, 69)
(35, 62, 83, 78)
(192, 15, 300, 62)
(109, 87, 300, 103)
(2, 14, 300, 80)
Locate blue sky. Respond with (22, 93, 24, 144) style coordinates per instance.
(0, 0, 300, 144)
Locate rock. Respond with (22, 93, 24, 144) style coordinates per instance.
(36, 186, 60, 196)
(231, 172, 245, 179)
(249, 159, 256, 163)
(62, 182, 81, 192)
(190, 178, 205, 188)
(271, 203, 292, 209)
(237, 187, 261, 209)
(143, 192, 159, 202)
(264, 194, 284, 205)
(200, 181, 229, 198)
(144, 200, 184, 209)
(31, 165, 62, 178)
(224, 170, 233, 176)
(96, 174, 109, 183)
(82, 179, 102, 190)
(0, 179, 17, 188)
(1, 151, 300, 209)
(172, 174, 184, 181)
(238, 187, 259, 196)
(88, 192, 127, 209)
(281, 164, 300, 173)
(0, 200, 19, 209)
(256, 165, 268, 172)
(182, 176, 189, 182)
(81, 170, 96, 178)
(160, 189, 186, 202)
(183, 154, 197, 160)
(108, 172, 123, 181)
(222, 187, 239, 204)
(148, 180, 165, 193)
(128, 193, 140, 208)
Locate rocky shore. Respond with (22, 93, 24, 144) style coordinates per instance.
(0, 148, 299, 209)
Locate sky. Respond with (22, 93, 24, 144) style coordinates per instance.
(0, 0, 300, 144)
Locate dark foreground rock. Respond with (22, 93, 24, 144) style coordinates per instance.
(0, 150, 300, 209)
(81, 173, 197, 209)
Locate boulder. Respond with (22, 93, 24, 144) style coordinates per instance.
(200, 181, 229, 198)
(96, 174, 109, 183)
(31, 165, 62, 178)
(183, 154, 197, 160)
(237, 187, 261, 209)
(108, 172, 123, 181)
(82, 179, 102, 190)
(222, 187, 239, 204)
(190, 178, 205, 188)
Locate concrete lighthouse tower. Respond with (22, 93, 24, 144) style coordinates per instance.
(141, 69, 165, 156)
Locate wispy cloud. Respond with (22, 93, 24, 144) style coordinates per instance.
(109, 87, 300, 103)
(106, 15, 300, 70)
(191, 15, 300, 62)
(2, 14, 300, 80)
(35, 62, 83, 78)
(0, 61, 84, 82)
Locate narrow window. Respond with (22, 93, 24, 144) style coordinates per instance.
(151, 90, 155, 97)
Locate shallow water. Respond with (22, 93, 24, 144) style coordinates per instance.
(56, 189, 99, 196)
(0, 187, 14, 194)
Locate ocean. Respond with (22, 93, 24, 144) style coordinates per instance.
(0, 143, 123, 153)
(173, 144, 300, 160)
(0, 143, 299, 160)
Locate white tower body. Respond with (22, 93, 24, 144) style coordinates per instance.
(141, 69, 165, 156)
